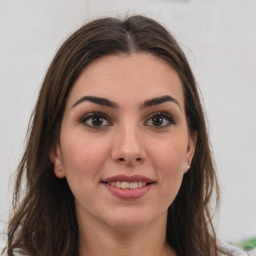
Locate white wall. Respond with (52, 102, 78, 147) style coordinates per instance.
(1, 0, 255, 245)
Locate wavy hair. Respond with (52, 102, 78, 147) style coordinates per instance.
(4, 15, 229, 256)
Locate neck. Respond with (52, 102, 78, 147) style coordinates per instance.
(77, 212, 175, 256)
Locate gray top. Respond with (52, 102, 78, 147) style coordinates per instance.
(220, 243, 248, 256)
(248, 248, 256, 256)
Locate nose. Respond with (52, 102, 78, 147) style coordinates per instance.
(111, 124, 146, 166)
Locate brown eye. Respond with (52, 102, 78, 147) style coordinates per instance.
(80, 112, 111, 128)
(91, 116, 104, 126)
(152, 115, 164, 126)
(145, 112, 175, 128)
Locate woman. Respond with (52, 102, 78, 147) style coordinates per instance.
(3, 15, 247, 256)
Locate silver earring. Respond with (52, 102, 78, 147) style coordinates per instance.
(57, 168, 62, 172)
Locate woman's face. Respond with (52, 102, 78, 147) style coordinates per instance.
(50, 53, 197, 230)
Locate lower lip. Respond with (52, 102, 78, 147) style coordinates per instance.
(103, 183, 154, 200)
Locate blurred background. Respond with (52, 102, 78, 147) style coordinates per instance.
(0, 0, 255, 248)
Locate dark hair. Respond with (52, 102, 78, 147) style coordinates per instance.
(5, 15, 229, 256)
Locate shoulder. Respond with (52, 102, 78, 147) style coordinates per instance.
(219, 242, 248, 256)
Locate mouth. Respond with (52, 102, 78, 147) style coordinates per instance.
(101, 174, 155, 189)
(101, 175, 155, 199)
(101, 180, 152, 189)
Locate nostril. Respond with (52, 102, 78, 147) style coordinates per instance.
(117, 157, 143, 163)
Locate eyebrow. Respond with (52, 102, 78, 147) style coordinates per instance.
(72, 95, 181, 111)
(140, 95, 181, 111)
(72, 96, 119, 109)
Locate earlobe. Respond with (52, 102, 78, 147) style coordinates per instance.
(49, 142, 65, 178)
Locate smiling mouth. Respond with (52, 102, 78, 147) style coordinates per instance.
(101, 175, 155, 191)
(102, 181, 151, 189)
(101, 175, 155, 199)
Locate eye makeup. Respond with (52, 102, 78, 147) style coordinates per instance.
(78, 112, 112, 128)
(78, 110, 177, 130)
(144, 111, 177, 128)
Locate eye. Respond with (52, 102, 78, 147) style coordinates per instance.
(144, 112, 175, 128)
(79, 112, 111, 128)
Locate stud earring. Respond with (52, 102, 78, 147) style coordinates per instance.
(57, 168, 62, 172)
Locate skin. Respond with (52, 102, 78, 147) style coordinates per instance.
(50, 53, 197, 256)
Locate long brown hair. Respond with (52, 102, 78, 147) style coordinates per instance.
(4, 15, 228, 256)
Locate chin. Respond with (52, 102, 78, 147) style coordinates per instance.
(103, 208, 157, 231)
(107, 218, 149, 231)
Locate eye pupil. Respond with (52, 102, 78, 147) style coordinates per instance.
(152, 116, 163, 126)
(92, 116, 103, 126)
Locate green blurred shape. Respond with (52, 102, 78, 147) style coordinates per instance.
(232, 237, 256, 251)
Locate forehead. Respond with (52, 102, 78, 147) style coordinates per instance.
(66, 53, 184, 109)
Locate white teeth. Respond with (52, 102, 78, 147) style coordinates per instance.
(107, 181, 149, 189)
(121, 182, 129, 189)
(129, 182, 137, 189)
(116, 181, 122, 188)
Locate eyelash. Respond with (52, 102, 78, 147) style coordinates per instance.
(144, 112, 176, 128)
(79, 112, 111, 128)
(79, 111, 176, 129)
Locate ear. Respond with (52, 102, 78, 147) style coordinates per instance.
(49, 142, 66, 178)
(184, 130, 197, 173)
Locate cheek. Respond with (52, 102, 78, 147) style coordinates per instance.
(61, 133, 110, 179)
(149, 137, 187, 202)
(60, 134, 112, 206)
(151, 137, 187, 175)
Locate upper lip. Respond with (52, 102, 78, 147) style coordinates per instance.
(102, 175, 154, 183)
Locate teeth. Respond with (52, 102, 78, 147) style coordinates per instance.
(137, 181, 142, 188)
(129, 182, 137, 189)
(116, 181, 122, 188)
(107, 181, 149, 189)
(121, 182, 129, 189)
